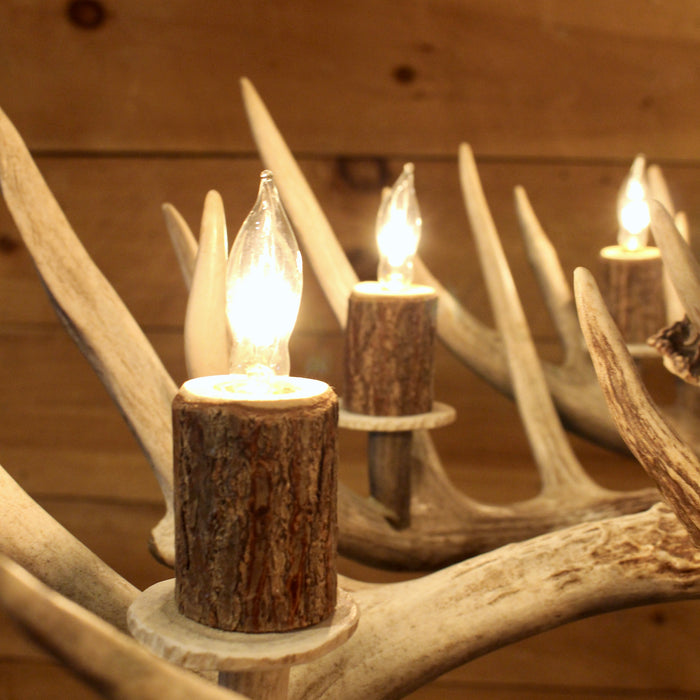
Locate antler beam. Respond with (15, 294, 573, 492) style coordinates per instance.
(299, 505, 700, 699)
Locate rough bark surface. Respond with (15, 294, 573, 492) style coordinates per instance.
(173, 387, 338, 632)
(599, 248, 665, 344)
(344, 286, 437, 415)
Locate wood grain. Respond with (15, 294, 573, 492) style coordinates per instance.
(2, 1, 700, 158)
(2, 157, 699, 335)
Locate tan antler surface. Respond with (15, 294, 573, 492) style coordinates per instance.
(651, 201, 700, 329)
(0, 556, 245, 700)
(240, 77, 358, 328)
(0, 106, 177, 565)
(459, 143, 598, 495)
(575, 267, 700, 545)
(162, 202, 198, 291)
(292, 505, 700, 699)
(515, 185, 588, 368)
(184, 190, 230, 377)
(0, 462, 138, 632)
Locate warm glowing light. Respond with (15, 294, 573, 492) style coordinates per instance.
(617, 154, 651, 252)
(226, 171, 302, 387)
(376, 163, 422, 290)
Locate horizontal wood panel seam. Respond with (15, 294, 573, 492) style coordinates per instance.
(24, 150, 700, 170)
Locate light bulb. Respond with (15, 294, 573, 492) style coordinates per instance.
(376, 163, 422, 290)
(617, 154, 651, 252)
(226, 171, 302, 387)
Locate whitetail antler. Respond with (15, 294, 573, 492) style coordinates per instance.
(163, 202, 198, 291)
(291, 505, 700, 699)
(4, 497, 699, 700)
(0, 106, 177, 565)
(651, 201, 700, 330)
(0, 556, 244, 700)
(575, 266, 700, 544)
(4, 95, 700, 700)
(240, 78, 625, 452)
(0, 462, 138, 631)
(233, 79, 657, 568)
(184, 190, 230, 378)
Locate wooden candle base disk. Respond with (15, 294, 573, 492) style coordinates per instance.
(338, 401, 455, 431)
(127, 579, 359, 700)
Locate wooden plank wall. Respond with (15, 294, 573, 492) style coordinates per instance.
(1, 1, 700, 698)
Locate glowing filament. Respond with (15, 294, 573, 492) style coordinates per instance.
(617, 154, 651, 252)
(226, 171, 302, 386)
(376, 163, 422, 290)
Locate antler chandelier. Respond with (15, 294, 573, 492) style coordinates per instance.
(1, 78, 700, 699)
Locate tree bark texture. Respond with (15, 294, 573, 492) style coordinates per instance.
(343, 283, 437, 415)
(599, 246, 665, 344)
(173, 384, 338, 633)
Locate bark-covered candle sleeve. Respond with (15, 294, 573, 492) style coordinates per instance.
(343, 283, 438, 416)
(599, 246, 664, 345)
(173, 383, 338, 633)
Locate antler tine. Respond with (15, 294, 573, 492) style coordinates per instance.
(514, 185, 587, 368)
(162, 202, 198, 290)
(574, 266, 700, 544)
(0, 463, 138, 632)
(0, 106, 177, 564)
(651, 200, 700, 329)
(183, 190, 230, 377)
(647, 165, 692, 323)
(647, 164, 676, 216)
(458, 143, 597, 494)
(413, 256, 510, 388)
(240, 77, 358, 328)
(0, 556, 244, 700)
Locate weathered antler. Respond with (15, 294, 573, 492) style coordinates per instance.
(0, 462, 137, 631)
(574, 267, 700, 544)
(291, 504, 700, 699)
(234, 79, 657, 568)
(0, 556, 243, 700)
(184, 190, 229, 377)
(240, 78, 625, 452)
(0, 106, 177, 565)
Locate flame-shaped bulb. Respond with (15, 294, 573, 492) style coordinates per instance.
(376, 163, 422, 290)
(617, 154, 651, 252)
(226, 171, 302, 386)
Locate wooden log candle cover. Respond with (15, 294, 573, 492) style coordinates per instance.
(173, 375, 338, 633)
(343, 281, 438, 416)
(599, 245, 665, 346)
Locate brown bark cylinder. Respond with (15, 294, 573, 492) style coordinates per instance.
(173, 377, 338, 633)
(599, 245, 664, 345)
(343, 281, 438, 415)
